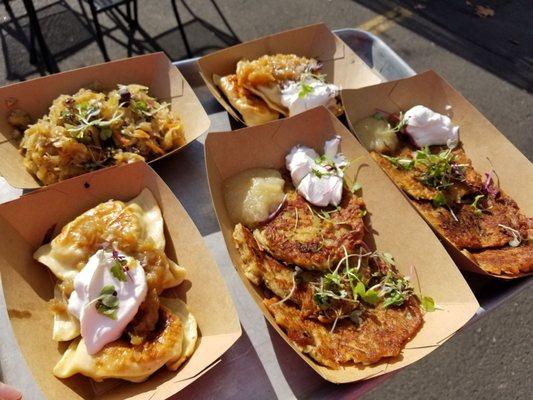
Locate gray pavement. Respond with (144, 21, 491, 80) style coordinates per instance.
(0, 1, 531, 399)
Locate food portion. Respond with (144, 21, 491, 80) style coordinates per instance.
(214, 54, 341, 126)
(15, 84, 185, 185)
(34, 189, 198, 382)
(224, 168, 286, 227)
(355, 105, 532, 276)
(225, 137, 430, 369)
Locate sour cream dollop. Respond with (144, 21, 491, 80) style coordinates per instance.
(403, 105, 459, 148)
(67, 249, 147, 354)
(286, 136, 347, 207)
(281, 76, 338, 117)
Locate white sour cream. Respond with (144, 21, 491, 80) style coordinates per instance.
(281, 76, 338, 117)
(403, 105, 459, 148)
(286, 136, 348, 207)
(67, 249, 147, 354)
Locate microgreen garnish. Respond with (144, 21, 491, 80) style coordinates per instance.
(470, 194, 486, 217)
(382, 155, 414, 171)
(351, 182, 362, 193)
(308, 246, 418, 333)
(420, 295, 436, 312)
(66, 101, 124, 143)
(110, 259, 128, 282)
(497, 224, 522, 247)
(298, 82, 313, 98)
(94, 285, 119, 319)
(379, 273, 414, 308)
(432, 191, 447, 208)
(414, 147, 456, 190)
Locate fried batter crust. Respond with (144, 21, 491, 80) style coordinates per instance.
(253, 191, 365, 271)
(264, 297, 423, 369)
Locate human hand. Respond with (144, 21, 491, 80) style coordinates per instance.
(0, 382, 21, 400)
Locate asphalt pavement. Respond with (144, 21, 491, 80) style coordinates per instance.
(0, 1, 531, 399)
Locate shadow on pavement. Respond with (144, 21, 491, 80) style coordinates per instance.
(0, 0, 240, 82)
(355, 0, 533, 92)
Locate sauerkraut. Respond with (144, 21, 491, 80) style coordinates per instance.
(19, 84, 185, 185)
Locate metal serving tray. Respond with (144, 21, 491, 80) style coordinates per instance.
(0, 28, 530, 400)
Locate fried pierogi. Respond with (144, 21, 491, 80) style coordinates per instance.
(34, 189, 198, 382)
(214, 53, 341, 124)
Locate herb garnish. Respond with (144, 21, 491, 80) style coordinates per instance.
(298, 82, 313, 98)
(94, 285, 119, 319)
(470, 194, 486, 217)
(420, 295, 435, 312)
(433, 191, 447, 208)
(65, 101, 124, 142)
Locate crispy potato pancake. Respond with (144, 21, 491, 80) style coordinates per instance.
(234, 222, 424, 368)
(371, 147, 482, 202)
(414, 194, 529, 250)
(233, 224, 355, 320)
(265, 296, 423, 369)
(465, 244, 533, 276)
(372, 140, 529, 276)
(253, 190, 365, 271)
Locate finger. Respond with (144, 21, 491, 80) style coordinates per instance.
(0, 382, 22, 400)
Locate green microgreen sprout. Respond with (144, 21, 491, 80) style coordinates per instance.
(432, 191, 447, 208)
(88, 285, 119, 320)
(351, 182, 362, 194)
(66, 100, 124, 143)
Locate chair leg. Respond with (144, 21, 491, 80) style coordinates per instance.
(209, 0, 240, 41)
(21, 0, 59, 73)
(88, 1, 110, 61)
(125, 1, 133, 57)
(170, 0, 192, 58)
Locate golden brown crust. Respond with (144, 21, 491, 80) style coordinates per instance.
(372, 143, 530, 276)
(234, 219, 424, 369)
(236, 54, 316, 88)
(414, 194, 529, 250)
(371, 147, 481, 202)
(264, 297, 423, 369)
(94, 306, 183, 372)
(465, 244, 533, 276)
(254, 191, 365, 271)
(215, 74, 279, 126)
(233, 224, 349, 320)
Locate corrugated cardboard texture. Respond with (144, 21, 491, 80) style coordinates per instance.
(0, 52, 210, 189)
(197, 23, 382, 125)
(0, 162, 241, 399)
(341, 70, 533, 279)
(204, 106, 479, 383)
